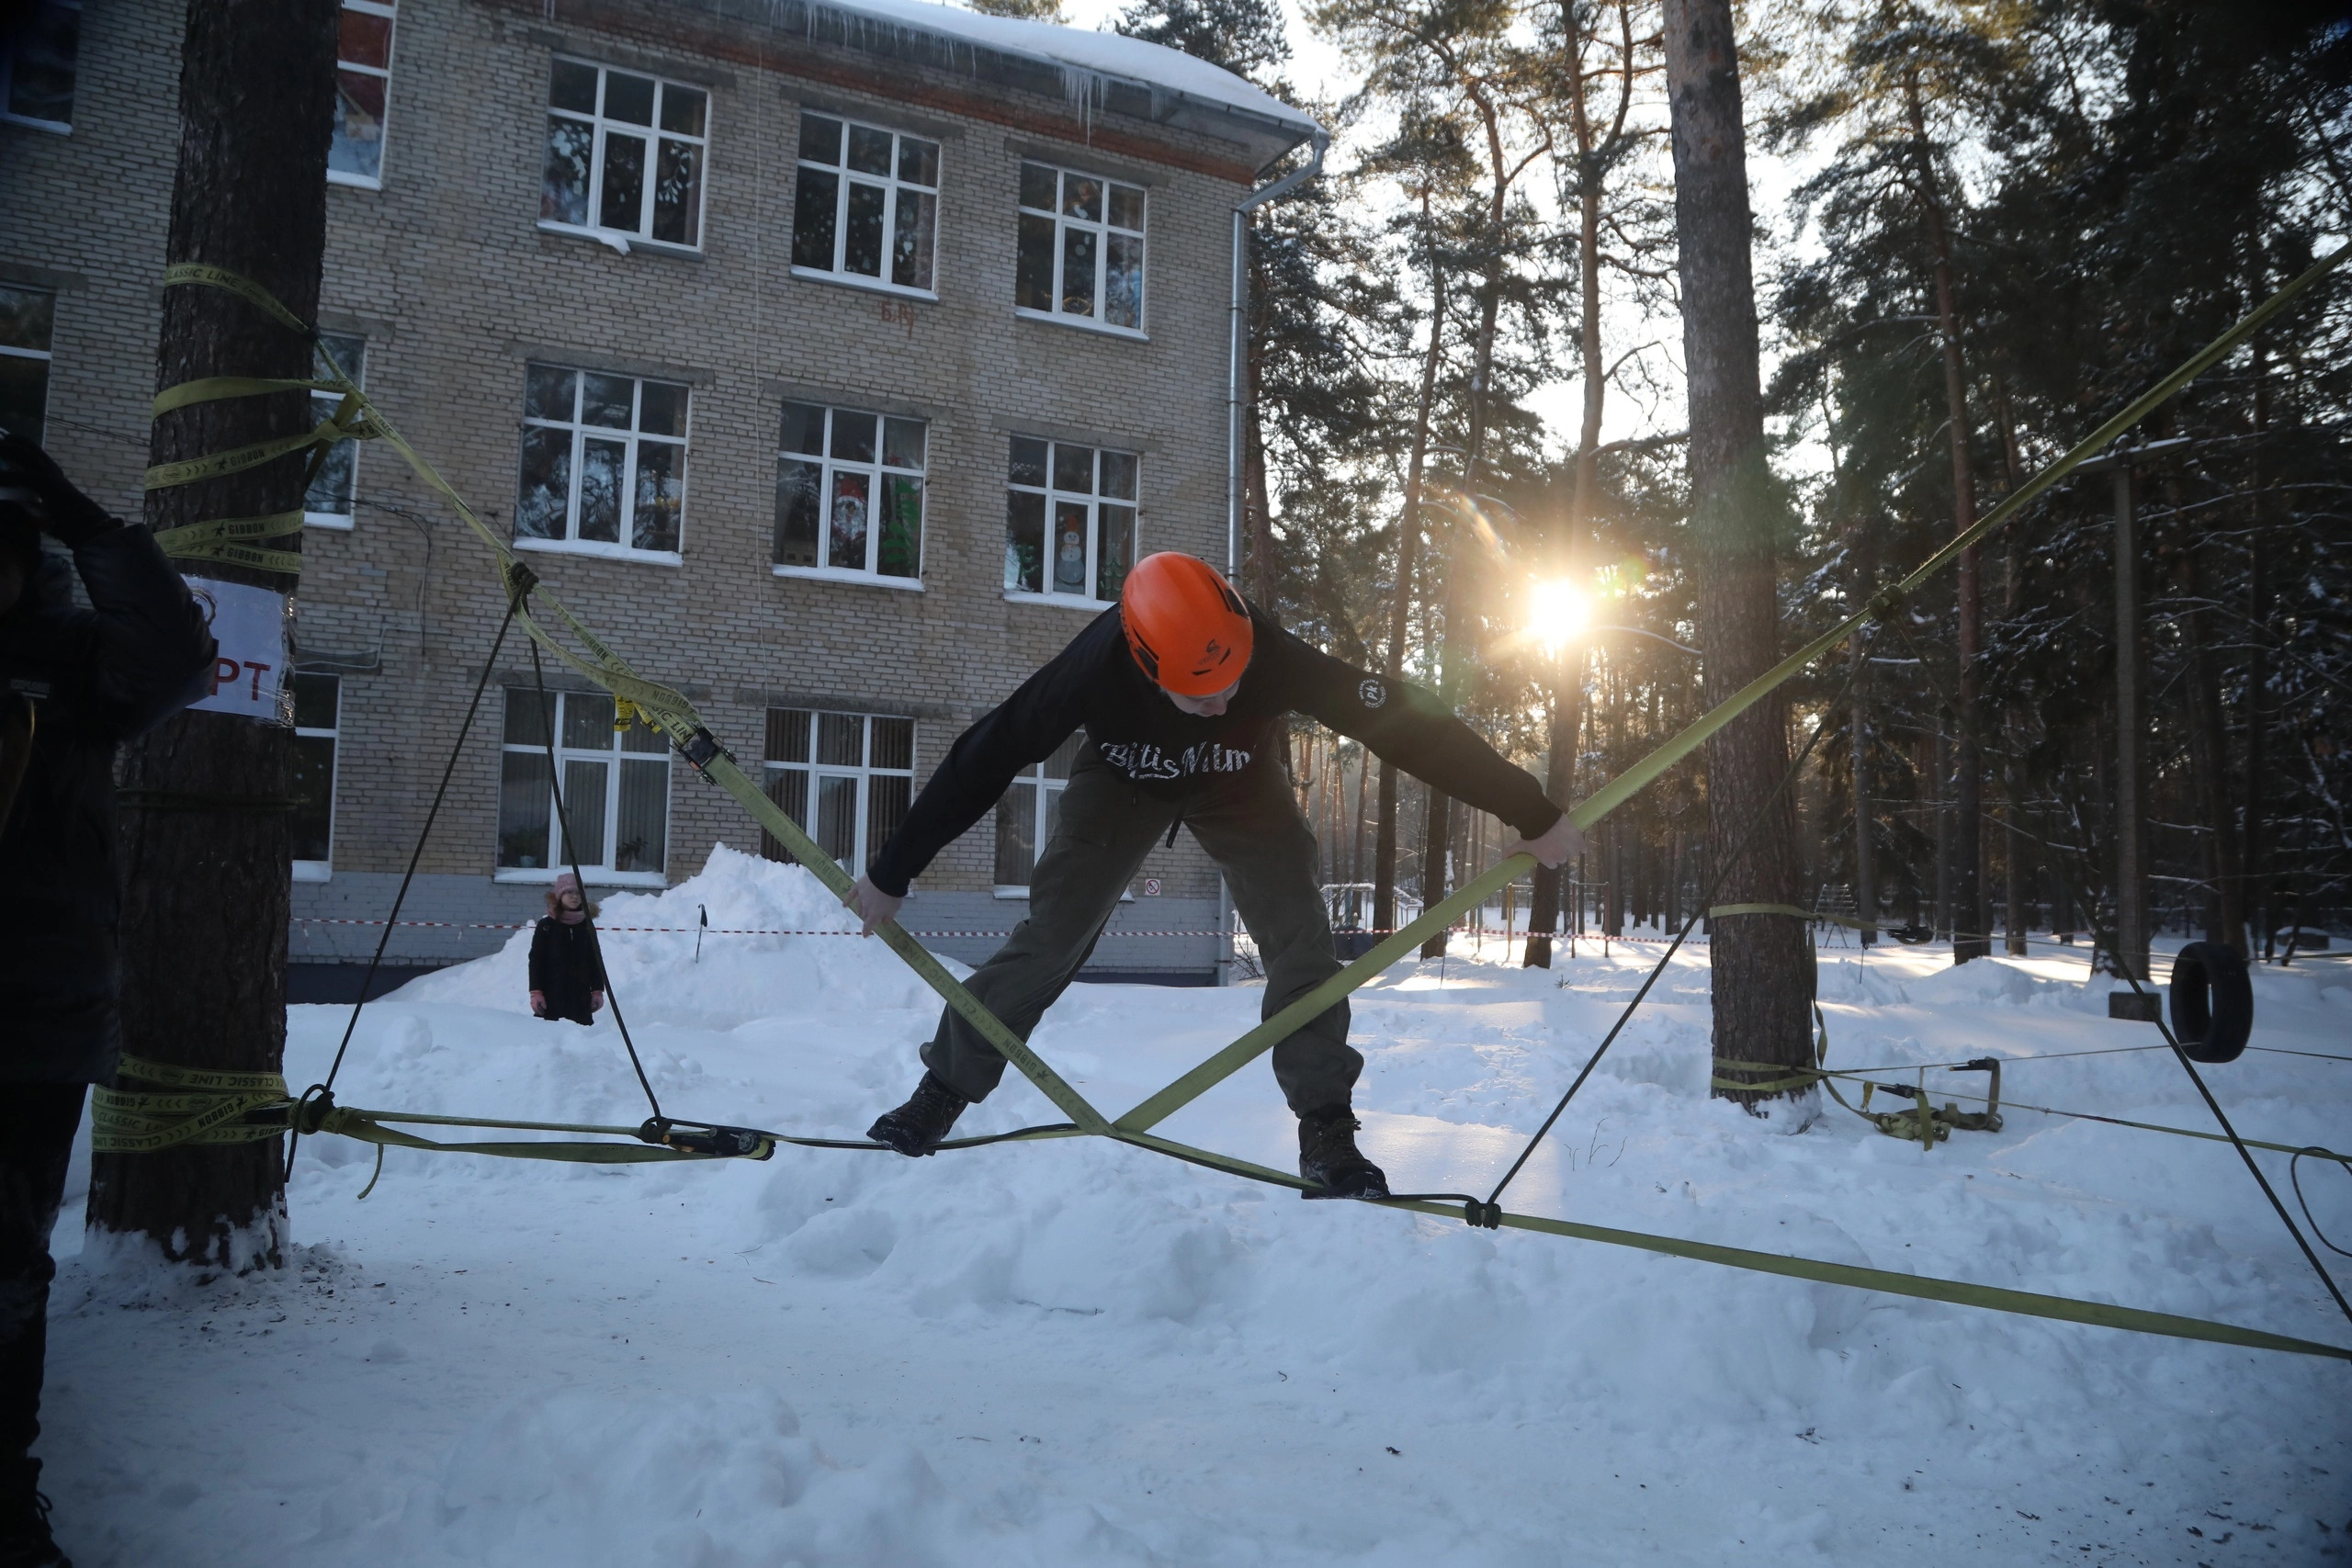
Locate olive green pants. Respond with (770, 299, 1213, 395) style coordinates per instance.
(921, 744, 1358, 1115)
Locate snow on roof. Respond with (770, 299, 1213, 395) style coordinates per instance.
(793, 0, 1322, 144)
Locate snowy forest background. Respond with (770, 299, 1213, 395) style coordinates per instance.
(1001, 0, 2352, 957)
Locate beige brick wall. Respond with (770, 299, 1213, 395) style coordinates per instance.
(2, 0, 1294, 965)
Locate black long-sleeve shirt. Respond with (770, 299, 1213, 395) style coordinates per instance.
(868, 603, 1562, 897)
(0, 527, 216, 1082)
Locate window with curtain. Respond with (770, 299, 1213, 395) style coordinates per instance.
(774, 400, 925, 583)
(760, 708, 913, 875)
(329, 0, 395, 186)
(0, 285, 54, 442)
(1002, 434, 1136, 604)
(539, 58, 708, 249)
(496, 689, 671, 882)
(305, 333, 366, 526)
(0, 1, 78, 132)
(790, 111, 939, 294)
(514, 364, 689, 558)
(290, 673, 340, 881)
(1014, 160, 1145, 333)
(994, 733, 1083, 891)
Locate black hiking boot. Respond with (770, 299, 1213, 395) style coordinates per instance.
(1297, 1106, 1389, 1200)
(867, 1071, 969, 1156)
(0, 1462, 70, 1568)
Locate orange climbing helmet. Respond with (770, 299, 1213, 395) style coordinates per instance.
(1120, 552, 1254, 696)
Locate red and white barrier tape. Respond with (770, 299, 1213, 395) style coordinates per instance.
(292, 918, 1235, 938)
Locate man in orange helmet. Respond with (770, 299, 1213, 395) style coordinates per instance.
(846, 551, 1584, 1198)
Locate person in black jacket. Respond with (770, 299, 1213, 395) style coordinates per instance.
(0, 433, 214, 1568)
(527, 870, 607, 1025)
(845, 552, 1584, 1198)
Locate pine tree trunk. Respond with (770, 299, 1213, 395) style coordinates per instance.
(1905, 73, 1985, 962)
(1932, 727, 1951, 939)
(2175, 545, 2244, 952)
(2244, 343, 2271, 957)
(1374, 252, 1445, 939)
(1849, 524, 1877, 944)
(1664, 0, 1811, 1103)
(86, 0, 339, 1270)
(1996, 397, 2030, 955)
(1421, 276, 1502, 959)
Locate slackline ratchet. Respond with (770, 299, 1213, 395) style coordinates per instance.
(114, 253, 2352, 1367)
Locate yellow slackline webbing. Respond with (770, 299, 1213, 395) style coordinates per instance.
(1115, 851, 1536, 1132)
(163, 262, 311, 332)
(135, 264, 2352, 1364)
(151, 508, 308, 574)
(141, 416, 358, 492)
(150, 375, 345, 418)
(142, 276, 379, 574)
(91, 1055, 293, 1155)
(1386, 1196, 2352, 1360)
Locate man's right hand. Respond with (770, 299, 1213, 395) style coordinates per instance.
(843, 876, 904, 936)
(529, 989, 547, 1015)
(1507, 810, 1588, 870)
(0, 431, 117, 545)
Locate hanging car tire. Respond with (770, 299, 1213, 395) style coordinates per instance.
(2169, 941, 2253, 1064)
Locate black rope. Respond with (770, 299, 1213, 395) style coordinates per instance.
(313, 592, 520, 1099)
(528, 634, 665, 1124)
(1870, 615, 2350, 1319)
(2291, 1149, 2352, 1259)
(2109, 959, 2352, 1325)
(1484, 655, 1865, 1209)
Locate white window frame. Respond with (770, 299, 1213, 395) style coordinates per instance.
(760, 709, 915, 877)
(1002, 435, 1139, 610)
(305, 333, 365, 528)
(0, 0, 78, 134)
(772, 401, 927, 590)
(537, 57, 710, 254)
(1014, 160, 1147, 337)
(992, 736, 1089, 897)
(0, 283, 55, 444)
(514, 364, 690, 563)
(289, 672, 341, 883)
(495, 689, 672, 886)
(327, 0, 395, 189)
(789, 111, 941, 299)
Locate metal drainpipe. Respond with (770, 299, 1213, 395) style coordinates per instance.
(1217, 127, 1325, 988)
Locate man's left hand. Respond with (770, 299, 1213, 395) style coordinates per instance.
(0, 431, 117, 544)
(1506, 812, 1588, 870)
(591, 989, 605, 1013)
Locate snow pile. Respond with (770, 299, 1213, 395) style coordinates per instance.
(401, 841, 957, 1028)
(40, 879, 2352, 1565)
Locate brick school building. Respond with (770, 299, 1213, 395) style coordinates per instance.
(1, 0, 1320, 988)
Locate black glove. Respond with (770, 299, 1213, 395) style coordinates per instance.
(0, 431, 119, 546)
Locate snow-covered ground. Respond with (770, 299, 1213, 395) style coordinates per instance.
(40, 848, 2352, 1564)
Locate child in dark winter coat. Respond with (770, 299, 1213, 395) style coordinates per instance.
(528, 872, 606, 1024)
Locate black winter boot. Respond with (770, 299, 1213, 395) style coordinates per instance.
(1297, 1106, 1388, 1200)
(0, 1461, 69, 1568)
(867, 1071, 970, 1156)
